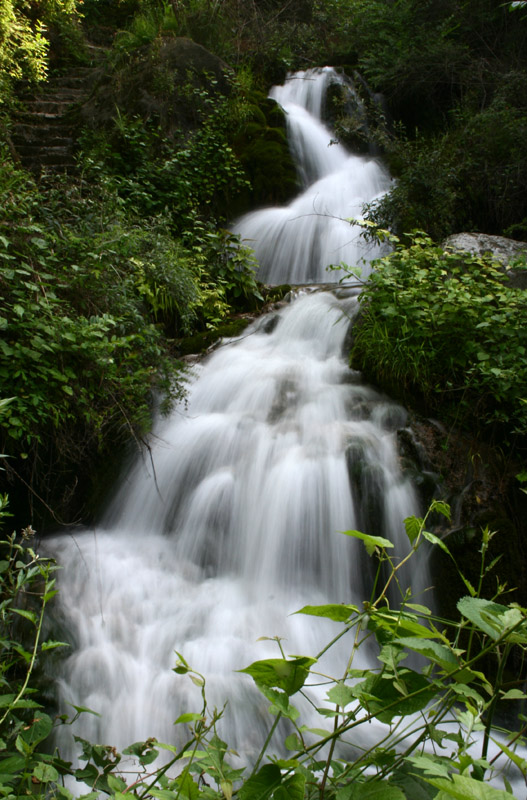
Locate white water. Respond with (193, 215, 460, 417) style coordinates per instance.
(233, 68, 392, 284)
(48, 70, 421, 765)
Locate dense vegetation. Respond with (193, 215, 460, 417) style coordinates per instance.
(1, 1, 527, 797)
(2, 0, 527, 520)
(349, 228, 527, 443)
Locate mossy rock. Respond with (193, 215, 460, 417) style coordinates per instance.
(230, 93, 298, 215)
(176, 318, 251, 356)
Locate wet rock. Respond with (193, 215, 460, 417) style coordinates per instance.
(261, 314, 280, 334)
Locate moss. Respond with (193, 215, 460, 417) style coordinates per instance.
(176, 318, 251, 356)
(231, 94, 298, 215)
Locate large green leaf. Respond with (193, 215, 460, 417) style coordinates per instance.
(239, 657, 316, 696)
(238, 764, 282, 800)
(424, 774, 514, 799)
(295, 604, 359, 622)
(327, 682, 357, 708)
(394, 637, 457, 670)
(340, 529, 393, 556)
(368, 609, 436, 643)
(352, 669, 436, 723)
(457, 597, 527, 642)
(337, 781, 405, 800)
(273, 773, 305, 800)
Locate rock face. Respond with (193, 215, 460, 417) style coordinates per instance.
(443, 232, 527, 289)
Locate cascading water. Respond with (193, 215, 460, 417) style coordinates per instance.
(47, 69, 421, 766)
(233, 68, 392, 284)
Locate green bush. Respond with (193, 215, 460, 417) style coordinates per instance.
(0, 139, 263, 520)
(350, 229, 527, 439)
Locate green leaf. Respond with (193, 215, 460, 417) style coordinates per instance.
(340, 529, 393, 555)
(421, 530, 452, 558)
(238, 764, 282, 800)
(12, 608, 38, 625)
(457, 597, 526, 641)
(0, 693, 16, 708)
(221, 780, 233, 800)
(500, 688, 527, 700)
(274, 773, 305, 800)
(368, 609, 436, 641)
(284, 733, 303, 751)
(405, 754, 451, 778)
(394, 637, 457, 670)
(239, 656, 316, 696)
(175, 712, 204, 724)
(429, 500, 451, 520)
(23, 713, 53, 747)
(339, 782, 405, 800)
(69, 704, 101, 717)
(15, 734, 32, 756)
(404, 515, 422, 545)
(327, 682, 357, 708)
(490, 737, 527, 772)
(256, 684, 300, 720)
(107, 774, 127, 793)
(295, 604, 358, 622)
(150, 791, 177, 800)
(424, 774, 513, 799)
(352, 669, 436, 723)
(41, 639, 68, 651)
(33, 762, 59, 783)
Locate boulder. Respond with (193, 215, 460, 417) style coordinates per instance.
(443, 232, 527, 289)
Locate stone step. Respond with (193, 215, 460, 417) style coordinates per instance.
(12, 44, 109, 174)
(12, 122, 72, 142)
(16, 109, 79, 122)
(26, 151, 77, 166)
(22, 99, 81, 115)
(14, 137, 74, 153)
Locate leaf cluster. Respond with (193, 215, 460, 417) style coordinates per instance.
(349, 230, 527, 441)
(0, 141, 261, 523)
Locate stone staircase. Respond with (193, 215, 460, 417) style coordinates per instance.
(10, 43, 108, 176)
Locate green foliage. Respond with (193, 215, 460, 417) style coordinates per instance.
(343, 0, 527, 238)
(2, 499, 527, 799)
(366, 94, 527, 241)
(79, 79, 252, 225)
(349, 229, 527, 439)
(0, 152, 189, 518)
(0, 132, 263, 520)
(0, 0, 80, 99)
(0, 496, 70, 797)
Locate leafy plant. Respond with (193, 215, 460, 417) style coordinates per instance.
(0, 494, 70, 797)
(349, 227, 527, 440)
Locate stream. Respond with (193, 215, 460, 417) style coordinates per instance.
(48, 68, 423, 768)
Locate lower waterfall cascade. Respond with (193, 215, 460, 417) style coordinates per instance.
(46, 68, 515, 787)
(48, 286, 420, 760)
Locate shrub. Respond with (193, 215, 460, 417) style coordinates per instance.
(350, 229, 527, 440)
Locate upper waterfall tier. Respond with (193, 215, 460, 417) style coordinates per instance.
(233, 68, 391, 284)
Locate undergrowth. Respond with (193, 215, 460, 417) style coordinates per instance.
(349, 227, 527, 444)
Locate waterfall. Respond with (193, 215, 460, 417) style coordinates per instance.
(47, 69, 420, 766)
(233, 67, 392, 284)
